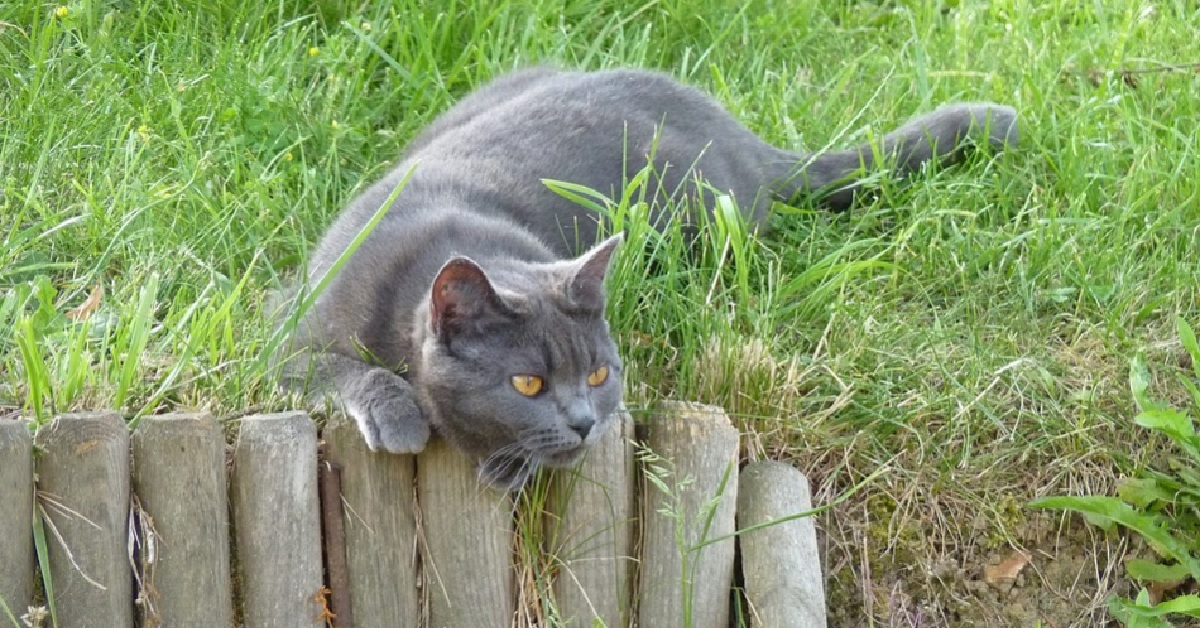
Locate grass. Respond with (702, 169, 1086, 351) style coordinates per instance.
(2, 0, 1199, 624)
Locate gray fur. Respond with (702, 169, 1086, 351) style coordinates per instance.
(277, 67, 1017, 489)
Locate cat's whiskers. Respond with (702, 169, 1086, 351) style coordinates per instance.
(517, 426, 572, 449)
(474, 441, 538, 494)
(516, 428, 580, 465)
(478, 441, 525, 474)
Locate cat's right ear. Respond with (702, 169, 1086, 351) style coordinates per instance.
(430, 257, 509, 337)
(566, 233, 624, 312)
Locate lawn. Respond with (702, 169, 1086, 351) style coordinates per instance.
(2, 0, 1198, 625)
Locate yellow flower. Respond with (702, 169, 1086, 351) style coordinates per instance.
(331, 119, 339, 129)
(284, 152, 294, 162)
(54, 6, 68, 18)
(307, 46, 319, 58)
(137, 124, 150, 142)
(361, 22, 372, 32)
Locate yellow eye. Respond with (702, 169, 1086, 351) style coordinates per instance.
(587, 365, 609, 387)
(511, 375, 544, 396)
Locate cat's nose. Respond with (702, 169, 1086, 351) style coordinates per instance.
(568, 418, 594, 440)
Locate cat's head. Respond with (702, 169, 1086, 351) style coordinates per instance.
(412, 235, 624, 489)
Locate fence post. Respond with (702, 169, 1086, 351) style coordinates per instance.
(417, 437, 515, 628)
(548, 410, 636, 628)
(322, 416, 420, 628)
(231, 412, 324, 628)
(737, 461, 826, 628)
(131, 413, 233, 627)
(637, 402, 739, 628)
(0, 419, 34, 620)
(34, 412, 133, 628)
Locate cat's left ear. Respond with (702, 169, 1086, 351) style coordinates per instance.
(566, 233, 624, 312)
(430, 256, 510, 337)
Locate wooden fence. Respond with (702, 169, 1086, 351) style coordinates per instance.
(0, 401, 825, 628)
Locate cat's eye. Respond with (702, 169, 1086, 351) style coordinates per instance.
(511, 374, 544, 396)
(587, 365, 609, 387)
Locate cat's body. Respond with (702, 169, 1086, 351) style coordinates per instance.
(280, 67, 1018, 489)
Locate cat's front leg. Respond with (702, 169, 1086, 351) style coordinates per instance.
(338, 365, 431, 454)
(284, 350, 430, 453)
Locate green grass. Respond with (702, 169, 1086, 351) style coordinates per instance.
(2, 0, 1199, 625)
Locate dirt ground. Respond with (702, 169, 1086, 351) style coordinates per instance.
(816, 490, 1172, 627)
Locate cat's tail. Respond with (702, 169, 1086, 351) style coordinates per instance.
(768, 102, 1018, 210)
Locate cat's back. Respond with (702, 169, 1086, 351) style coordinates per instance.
(407, 67, 765, 160)
(391, 68, 774, 252)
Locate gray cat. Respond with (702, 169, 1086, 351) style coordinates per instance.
(277, 66, 1018, 489)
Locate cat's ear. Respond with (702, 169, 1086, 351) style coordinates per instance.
(430, 257, 509, 336)
(566, 233, 624, 312)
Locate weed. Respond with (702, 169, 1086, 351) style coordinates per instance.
(1032, 317, 1200, 626)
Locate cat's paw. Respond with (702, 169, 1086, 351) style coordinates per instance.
(478, 454, 537, 492)
(342, 368, 430, 454)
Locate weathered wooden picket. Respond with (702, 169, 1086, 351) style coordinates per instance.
(0, 402, 825, 628)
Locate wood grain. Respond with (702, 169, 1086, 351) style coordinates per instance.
(131, 413, 233, 627)
(231, 412, 324, 628)
(35, 412, 133, 628)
